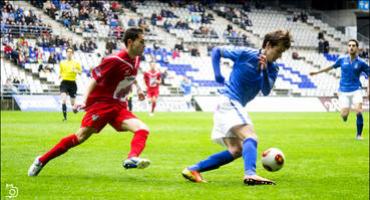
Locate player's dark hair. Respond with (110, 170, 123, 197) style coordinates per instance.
(123, 28, 144, 46)
(262, 30, 292, 49)
(348, 39, 359, 47)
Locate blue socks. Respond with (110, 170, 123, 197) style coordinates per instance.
(243, 138, 257, 176)
(188, 150, 234, 172)
(356, 113, 363, 136)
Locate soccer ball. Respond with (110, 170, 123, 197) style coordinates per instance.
(261, 148, 285, 172)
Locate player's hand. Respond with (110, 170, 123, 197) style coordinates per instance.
(215, 75, 225, 84)
(72, 103, 86, 113)
(258, 54, 267, 70)
(309, 72, 317, 76)
(138, 92, 145, 101)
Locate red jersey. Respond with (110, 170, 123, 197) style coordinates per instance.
(144, 70, 161, 90)
(86, 49, 140, 107)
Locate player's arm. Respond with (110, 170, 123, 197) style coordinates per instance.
(309, 65, 334, 76)
(76, 62, 82, 75)
(260, 57, 278, 96)
(82, 78, 97, 104)
(73, 78, 96, 113)
(156, 73, 161, 84)
(133, 79, 145, 101)
(361, 61, 370, 98)
(143, 72, 149, 88)
(211, 47, 242, 84)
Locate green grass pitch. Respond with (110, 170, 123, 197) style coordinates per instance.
(1, 111, 369, 199)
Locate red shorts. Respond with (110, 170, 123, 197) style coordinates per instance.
(81, 102, 137, 133)
(147, 88, 159, 98)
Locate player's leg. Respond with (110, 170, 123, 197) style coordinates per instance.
(231, 124, 275, 185)
(61, 92, 68, 121)
(118, 116, 151, 169)
(353, 90, 364, 140)
(151, 96, 157, 114)
(69, 82, 77, 113)
(182, 138, 240, 183)
(339, 92, 350, 122)
(28, 127, 96, 176)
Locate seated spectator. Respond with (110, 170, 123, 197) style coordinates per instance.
(138, 18, 150, 32)
(151, 13, 158, 26)
(3, 78, 17, 96)
(174, 40, 184, 51)
(128, 18, 136, 27)
(292, 52, 303, 60)
(18, 79, 29, 94)
(190, 46, 200, 57)
(172, 48, 180, 60)
(163, 20, 173, 32)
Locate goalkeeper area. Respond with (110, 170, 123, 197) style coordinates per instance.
(1, 111, 368, 200)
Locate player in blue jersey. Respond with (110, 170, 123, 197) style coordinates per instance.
(310, 39, 369, 140)
(182, 30, 292, 185)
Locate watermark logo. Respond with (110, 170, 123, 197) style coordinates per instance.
(5, 184, 18, 199)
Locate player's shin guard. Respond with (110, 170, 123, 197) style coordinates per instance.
(356, 113, 363, 136)
(39, 134, 79, 165)
(188, 150, 234, 172)
(242, 138, 257, 176)
(62, 104, 67, 120)
(128, 130, 149, 158)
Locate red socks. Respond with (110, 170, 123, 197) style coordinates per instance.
(151, 102, 156, 113)
(128, 130, 149, 158)
(39, 134, 80, 165)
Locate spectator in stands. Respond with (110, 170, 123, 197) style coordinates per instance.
(3, 78, 16, 97)
(105, 39, 115, 54)
(48, 52, 57, 64)
(138, 18, 150, 32)
(174, 40, 184, 51)
(128, 18, 136, 27)
(160, 69, 169, 86)
(300, 12, 308, 23)
(318, 34, 329, 54)
(172, 48, 180, 60)
(163, 19, 173, 32)
(190, 46, 200, 57)
(18, 79, 29, 94)
(3, 42, 13, 59)
(175, 20, 190, 30)
(359, 48, 369, 59)
(292, 52, 303, 60)
(12, 77, 20, 88)
(151, 13, 158, 26)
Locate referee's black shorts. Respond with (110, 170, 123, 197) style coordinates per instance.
(60, 80, 77, 98)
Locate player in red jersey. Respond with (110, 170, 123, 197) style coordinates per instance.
(28, 28, 152, 176)
(144, 62, 161, 116)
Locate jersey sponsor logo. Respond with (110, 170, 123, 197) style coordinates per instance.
(113, 76, 136, 100)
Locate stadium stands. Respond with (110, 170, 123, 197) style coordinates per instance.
(1, 0, 369, 100)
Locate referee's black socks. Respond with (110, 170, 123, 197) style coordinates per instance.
(62, 104, 67, 120)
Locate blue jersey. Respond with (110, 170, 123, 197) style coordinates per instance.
(333, 55, 369, 92)
(212, 47, 279, 106)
